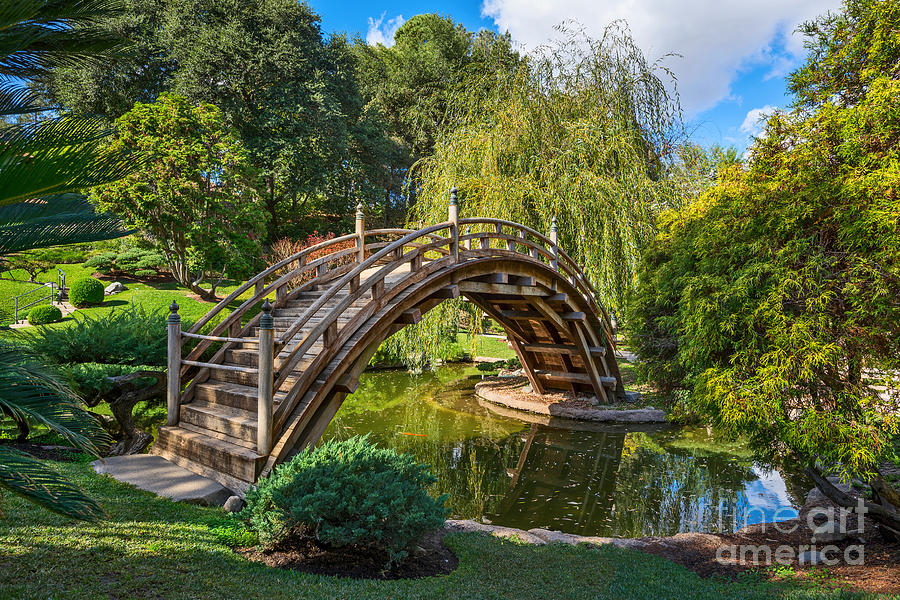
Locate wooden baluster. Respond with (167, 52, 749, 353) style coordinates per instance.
(356, 202, 365, 264)
(550, 215, 559, 272)
(166, 302, 181, 426)
(464, 226, 471, 251)
(372, 277, 384, 300)
(255, 278, 264, 298)
(257, 300, 274, 454)
(449, 187, 459, 262)
(324, 321, 338, 347)
(352, 202, 364, 293)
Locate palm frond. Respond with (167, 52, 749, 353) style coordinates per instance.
(0, 193, 130, 253)
(0, 116, 137, 206)
(0, 82, 45, 116)
(0, 446, 104, 520)
(0, 0, 124, 79)
(0, 341, 108, 456)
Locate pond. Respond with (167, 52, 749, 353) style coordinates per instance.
(322, 364, 810, 538)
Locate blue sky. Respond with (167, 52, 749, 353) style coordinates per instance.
(308, 0, 842, 153)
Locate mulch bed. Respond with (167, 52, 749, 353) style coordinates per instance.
(1, 441, 82, 462)
(637, 502, 900, 595)
(238, 529, 458, 580)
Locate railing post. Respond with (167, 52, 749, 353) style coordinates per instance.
(449, 187, 459, 262)
(166, 301, 181, 426)
(257, 299, 274, 455)
(549, 215, 559, 272)
(355, 202, 365, 264)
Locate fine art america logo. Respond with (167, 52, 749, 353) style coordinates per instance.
(716, 499, 868, 566)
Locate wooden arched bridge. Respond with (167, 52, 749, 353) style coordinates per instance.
(153, 192, 625, 492)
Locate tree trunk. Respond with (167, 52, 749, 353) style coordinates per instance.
(97, 371, 166, 456)
(805, 464, 900, 541)
(1, 406, 29, 441)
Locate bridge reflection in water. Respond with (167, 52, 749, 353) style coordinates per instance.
(323, 364, 804, 538)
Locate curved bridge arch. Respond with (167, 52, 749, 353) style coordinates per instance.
(153, 215, 625, 491)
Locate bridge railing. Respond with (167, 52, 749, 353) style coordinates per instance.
(166, 188, 616, 455)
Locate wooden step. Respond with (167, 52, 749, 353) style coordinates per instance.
(215, 366, 303, 388)
(194, 380, 287, 411)
(534, 370, 616, 388)
(224, 347, 321, 368)
(179, 400, 257, 443)
(499, 309, 586, 322)
(155, 426, 265, 482)
(522, 343, 605, 357)
(179, 421, 257, 451)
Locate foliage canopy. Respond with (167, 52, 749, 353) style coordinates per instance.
(411, 23, 683, 310)
(91, 93, 265, 299)
(627, 0, 900, 528)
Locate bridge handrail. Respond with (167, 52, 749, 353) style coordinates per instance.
(275, 223, 453, 347)
(186, 232, 359, 336)
(268, 222, 454, 428)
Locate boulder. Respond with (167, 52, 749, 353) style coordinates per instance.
(223, 495, 245, 513)
(104, 282, 127, 295)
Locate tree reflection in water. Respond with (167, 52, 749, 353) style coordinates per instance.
(323, 365, 802, 537)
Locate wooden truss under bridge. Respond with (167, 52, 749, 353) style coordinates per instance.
(152, 189, 626, 492)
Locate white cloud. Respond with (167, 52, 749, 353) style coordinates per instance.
(366, 13, 405, 47)
(740, 105, 777, 137)
(481, 0, 842, 114)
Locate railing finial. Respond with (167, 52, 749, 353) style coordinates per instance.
(448, 186, 459, 262)
(168, 301, 180, 323)
(260, 299, 274, 327)
(356, 201, 364, 219)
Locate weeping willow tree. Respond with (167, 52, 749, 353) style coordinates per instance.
(410, 22, 683, 311)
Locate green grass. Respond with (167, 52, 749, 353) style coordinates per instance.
(0, 460, 878, 599)
(0, 260, 271, 334)
(454, 333, 517, 360)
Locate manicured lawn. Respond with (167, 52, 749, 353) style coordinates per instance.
(0, 460, 876, 599)
(0, 260, 269, 331)
(455, 333, 516, 360)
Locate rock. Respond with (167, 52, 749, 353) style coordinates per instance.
(444, 519, 547, 545)
(798, 550, 825, 565)
(104, 282, 127, 295)
(223, 495, 245, 513)
(624, 391, 642, 403)
(803, 487, 829, 509)
(812, 529, 862, 543)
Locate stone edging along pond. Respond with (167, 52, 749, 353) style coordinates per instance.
(474, 378, 667, 423)
(444, 519, 652, 550)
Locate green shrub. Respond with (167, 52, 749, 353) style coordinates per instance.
(241, 436, 447, 566)
(84, 248, 166, 278)
(25, 305, 187, 366)
(27, 304, 62, 325)
(68, 277, 104, 307)
(83, 252, 117, 273)
(504, 357, 521, 370)
(476, 361, 499, 372)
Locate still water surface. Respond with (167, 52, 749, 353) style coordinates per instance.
(321, 365, 807, 537)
